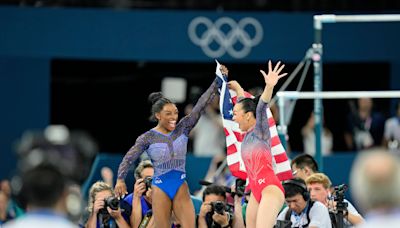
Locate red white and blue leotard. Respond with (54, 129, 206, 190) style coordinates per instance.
(241, 100, 284, 203)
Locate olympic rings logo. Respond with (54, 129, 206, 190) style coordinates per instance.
(188, 16, 263, 59)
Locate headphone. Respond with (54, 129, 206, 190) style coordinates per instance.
(282, 179, 310, 201)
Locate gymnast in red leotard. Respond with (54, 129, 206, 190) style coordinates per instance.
(228, 60, 287, 228)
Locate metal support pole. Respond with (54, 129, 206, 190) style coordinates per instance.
(312, 43, 323, 171)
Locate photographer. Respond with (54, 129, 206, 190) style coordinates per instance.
(277, 178, 332, 228)
(123, 160, 154, 228)
(86, 181, 130, 228)
(305, 173, 364, 227)
(198, 185, 233, 228)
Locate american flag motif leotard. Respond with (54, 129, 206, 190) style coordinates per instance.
(241, 100, 284, 203)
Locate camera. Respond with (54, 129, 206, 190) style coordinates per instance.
(235, 178, 246, 197)
(210, 201, 225, 215)
(143, 176, 153, 194)
(331, 184, 349, 228)
(99, 196, 120, 215)
(206, 201, 233, 228)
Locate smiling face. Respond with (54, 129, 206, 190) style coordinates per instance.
(155, 103, 178, 132)
(233, 103, 252, 132)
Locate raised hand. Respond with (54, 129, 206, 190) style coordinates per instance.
(114, 179, 128, 199)
(228, 80, 245, 98)
(227, 80, 242, 92)
(260, 60, 287, 87)
(220, 64, 229, 77)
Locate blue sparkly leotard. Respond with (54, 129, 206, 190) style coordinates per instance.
(117, 78, 218, 200)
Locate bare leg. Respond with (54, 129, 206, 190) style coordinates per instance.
(256, 185, 285, 228)
(172, 182, 195, 228)
(245, 193, 259, 228)
(152, 185, 172, 228)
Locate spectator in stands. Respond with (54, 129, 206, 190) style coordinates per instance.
(197, 185, 233, 228)
(85, 181, 130, 228)
(114, 66, 225, 228)
(344, 98, 385, 151)
(301, 112, 333, 156)
(350, 147, 400, 227)
(306, 173, 364, 227)
(101, 166, 114, 188)
(191, 94, 226, 158)
(277, 178, 332, 228)
(383, 100, 400, 154)
(291, 153, 319, 181)
(123, 160, 154, 228)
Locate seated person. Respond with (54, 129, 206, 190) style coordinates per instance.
(198, 184, 234, 228)
(123, 160, 154, 228)
(277, 178, 332, 228)
(306, 173, 364, 227)
(85, 181, 130, 228)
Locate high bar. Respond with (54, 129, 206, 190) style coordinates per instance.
(277, 91, 400, 100)
(314, 14, 400, 24)
(313, 14, 400, 30)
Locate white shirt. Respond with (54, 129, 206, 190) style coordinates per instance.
(277, 201, 332, 228)
(192, 115, 225, 157)
(357, 209, 400, 228)
(303, 130, 333, 156)
(344, 199, 362, 227)
(3, 212, 77, 228)
(384, 117, 400, 141)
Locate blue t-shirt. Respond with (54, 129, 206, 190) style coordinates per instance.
(123, 193, 151, 218)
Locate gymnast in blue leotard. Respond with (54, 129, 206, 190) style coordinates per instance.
(114, 67, 227, 228)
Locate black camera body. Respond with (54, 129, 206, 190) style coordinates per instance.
(235, 178, 246, 197)
(331, 184, 349, 228)
(143, 176, 153, 194)
(205, 201, 233, 228)
(210, 201, 225, 215)
(99, 196, 120, 215)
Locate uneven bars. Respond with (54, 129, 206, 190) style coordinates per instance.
(277, 91, 400, 99)
(310, 13, 400, 171)
(314, 14, 400, 29)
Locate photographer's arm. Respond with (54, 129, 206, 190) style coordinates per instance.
(347, 212, 364, 226)
(108, 207, 131, 228)
(212, 212, 231, 228)
(232, 195, 245, 228)
(85, 213, 97, 228)
(198, 202, 211, 228)
(131, 179, 145, 228)
(85, 198, 104, 228)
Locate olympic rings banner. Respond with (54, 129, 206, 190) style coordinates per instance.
(0, 7, 314, 62)
(1, 7, 399, 62)
(188, 16, 263, 59)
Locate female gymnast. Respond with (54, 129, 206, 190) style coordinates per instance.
(228, 60, 287, 228)
(114, 65, 228, 228)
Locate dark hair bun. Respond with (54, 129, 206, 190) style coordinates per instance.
(254, 94, 261, 104)
(148, 92, 163, 104)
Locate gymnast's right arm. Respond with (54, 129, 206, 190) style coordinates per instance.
(115, 134, 148, 198)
